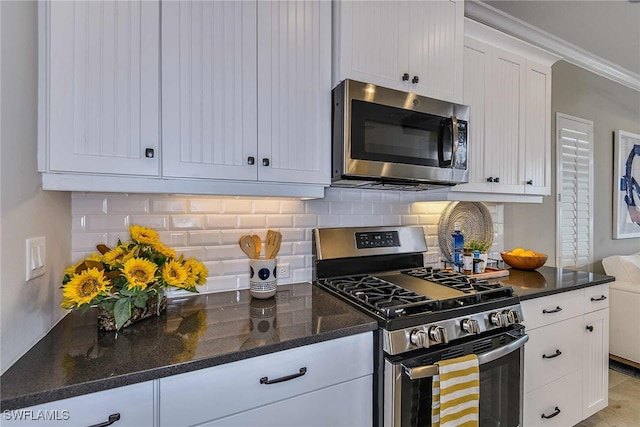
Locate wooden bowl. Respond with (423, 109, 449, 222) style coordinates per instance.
(500, 251, 547, 270)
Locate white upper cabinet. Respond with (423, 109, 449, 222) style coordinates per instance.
(333, 0, 464, 103)
(256, 1, 331, 185)
(39, 0, 329, 197)
(161, 1, 257, 181)
(524, 61, 552, 195)
(40, 0, 160, 176)
(162, 0, 330, 186)
(448, 19, 557, 199)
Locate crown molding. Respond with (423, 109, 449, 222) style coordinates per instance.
(465, 0, 640, 92)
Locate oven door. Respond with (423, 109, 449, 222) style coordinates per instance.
(384, 328, 528, 427)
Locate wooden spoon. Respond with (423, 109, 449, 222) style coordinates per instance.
(251, 234, 262, 258)
(239, 235, 257, 259)
(265, 230, 282, 259)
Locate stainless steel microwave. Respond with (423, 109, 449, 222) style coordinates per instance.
(332, 79, 469, 190)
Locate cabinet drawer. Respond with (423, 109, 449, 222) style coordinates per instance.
(524, 316, 583, 392)
(523, 370, 583, 427)
(583, 284, 609, 312)
(159, 333, 373, 426)
(201, 376, 372, 427)
(1, 382, 155, 427)
(521, 290, 583, 330)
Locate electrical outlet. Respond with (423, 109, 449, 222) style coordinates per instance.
(26, 236, 46, 281)
(276, 263, 290, 278)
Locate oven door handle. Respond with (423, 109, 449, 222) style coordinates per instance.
(403, 334, 529, 380)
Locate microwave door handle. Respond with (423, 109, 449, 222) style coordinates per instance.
(438, 118, 452, 167)
(450, 115, 459, 168)
(402, 334, 529, 380)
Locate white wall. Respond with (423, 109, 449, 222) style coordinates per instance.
(0, 1, 71, 374)
(70, 191, 505, 295)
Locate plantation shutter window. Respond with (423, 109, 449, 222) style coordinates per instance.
(556, 114, 594, 268)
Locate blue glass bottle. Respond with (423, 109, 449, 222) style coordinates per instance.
(452, 222, 464, 273)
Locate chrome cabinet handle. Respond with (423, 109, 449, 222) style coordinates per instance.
(541, 407, 561, 419)
(87, 413, 120, 427)
(542, 349, 562, 359)
(260, 367, 307, 385)
(542, 306, 562, 314)
(403, 334, 529, 380)
(591, 295, 607, 301)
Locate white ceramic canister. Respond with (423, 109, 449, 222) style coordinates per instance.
(249, 258, 277, 299)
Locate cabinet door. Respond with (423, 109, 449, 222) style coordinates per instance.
(46, 1, 159, 176)
(1, 382, 155, 427)
(405, 0, 464, 103)
(202, 376, 372, 427)
(162, 1, 257, 180)
(524, 61, 552, 195)
(455, 38, 492, 192)
(485, 47, 526, 193)
(524, 316, 584, 393)
(257, 0, 331, 185)
(333, 1, 405, 91)
(583, 308, 609, 419)
(523, 370, 583, 427)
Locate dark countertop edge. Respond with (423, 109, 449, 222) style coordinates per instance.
(1, 322, 377, 411)
(516, 275, 615, 301)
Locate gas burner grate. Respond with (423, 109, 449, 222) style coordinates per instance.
(317, 275, 441, 318)
(402, 267, 506, 294)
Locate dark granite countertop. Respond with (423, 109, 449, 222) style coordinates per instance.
(492, 266, 615, 300)
(0, 283, 377, 411)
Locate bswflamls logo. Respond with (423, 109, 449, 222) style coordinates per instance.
(2, 409, 70, 421)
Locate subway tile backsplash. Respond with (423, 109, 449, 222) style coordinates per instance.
(71, 189, 504, 296)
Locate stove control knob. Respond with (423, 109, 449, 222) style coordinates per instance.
(428, 326, 449, 344)
(410, 330, 428, 348)
(503, 309, 522, 324)
(489, 312, 504, 327)
(461, 318, 480, 334)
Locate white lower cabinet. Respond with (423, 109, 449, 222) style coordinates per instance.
(523, 369, 583, 427)
(201, 376, 371, 427)
(159, 332, 373, 427)
(522, 285, 609, 425)
(1, 381, 155, 427)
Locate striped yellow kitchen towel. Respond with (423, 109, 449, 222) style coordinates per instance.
(431, 354, 479, 427)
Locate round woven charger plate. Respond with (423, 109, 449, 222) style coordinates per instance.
(438, 202, 494, 261)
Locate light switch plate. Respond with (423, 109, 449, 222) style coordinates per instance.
(26, 236, 46, 281)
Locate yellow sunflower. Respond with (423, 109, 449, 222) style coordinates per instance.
(122, 258, 157, 290)
(162, 259, 188, 287)
(64, 262, 80, 277)
(129, 225, 159, 246)
(86, 253, 103, 262)
(61, 268, 109, 307)
(187, 259, 208, 286)
(153, 242, 176, 259)
(103, 245, 134, 267)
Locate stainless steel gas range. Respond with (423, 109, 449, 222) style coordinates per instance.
(312, 226, 528, 427)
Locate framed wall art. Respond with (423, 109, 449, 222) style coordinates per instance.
(613, 130, 640, 239)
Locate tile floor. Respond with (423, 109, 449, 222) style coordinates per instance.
(577, 368, 640, 426)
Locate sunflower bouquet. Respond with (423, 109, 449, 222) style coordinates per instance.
(61, 225, 208, 330)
